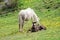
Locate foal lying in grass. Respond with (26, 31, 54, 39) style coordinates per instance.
(27, 22, 46, 32)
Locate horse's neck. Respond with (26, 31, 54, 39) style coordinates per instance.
(33, 14, 39, 22)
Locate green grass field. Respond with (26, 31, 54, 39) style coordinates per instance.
(0, 8, 60, 40)
(0, 0, 60, 40)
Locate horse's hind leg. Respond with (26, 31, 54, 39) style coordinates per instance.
(19, 16, 24, 32)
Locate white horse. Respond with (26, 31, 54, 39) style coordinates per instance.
(18, 8, 40, 32)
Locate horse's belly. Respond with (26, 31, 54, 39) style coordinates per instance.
(25, 16, 31, 21)
(24, 15, 31, 21)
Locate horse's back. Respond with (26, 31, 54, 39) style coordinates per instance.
(19, 8, 34, 15)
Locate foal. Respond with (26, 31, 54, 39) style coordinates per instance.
(27, 22, 46, 32)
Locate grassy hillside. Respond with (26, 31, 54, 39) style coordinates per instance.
(0, 0, 60, 40)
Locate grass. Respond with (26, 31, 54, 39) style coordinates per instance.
(0, 0, 60, 40)
(0, 8, 60, 40)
